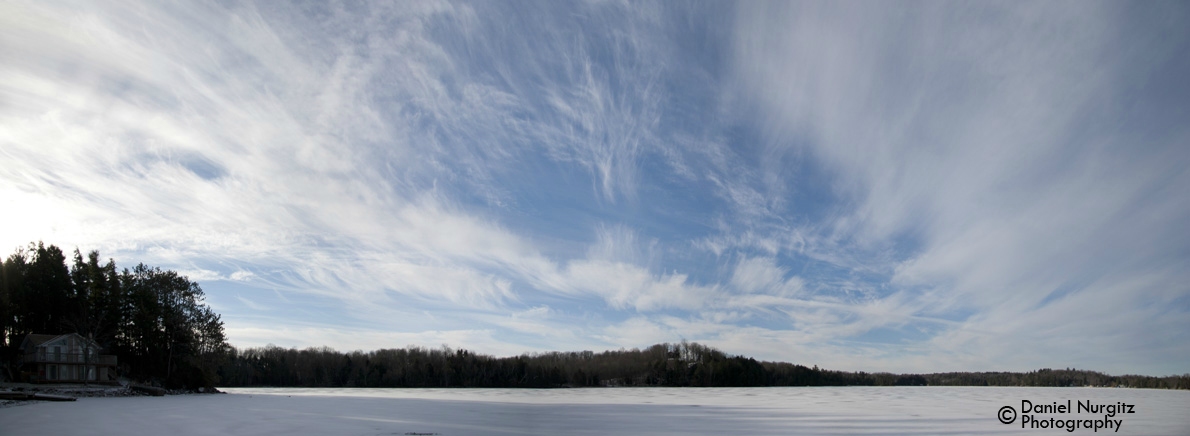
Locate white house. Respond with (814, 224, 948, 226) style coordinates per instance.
(20, 333, 117, 383)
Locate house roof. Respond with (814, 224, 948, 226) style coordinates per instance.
(21, 334, 60, 347)
(20, 333, 102, 350)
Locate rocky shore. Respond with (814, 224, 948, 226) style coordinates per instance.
(0, 383, 222, 408)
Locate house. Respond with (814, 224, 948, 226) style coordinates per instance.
(20, 333, 117, 384)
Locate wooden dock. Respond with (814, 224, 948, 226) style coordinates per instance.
(0, 391, 77, 401)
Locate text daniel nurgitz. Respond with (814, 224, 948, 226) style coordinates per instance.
(1000, 399, 1136, 432)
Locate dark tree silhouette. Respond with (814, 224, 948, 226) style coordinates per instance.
(0, 242, 229, 388)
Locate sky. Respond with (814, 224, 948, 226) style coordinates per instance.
(2, 1, 1188, 376)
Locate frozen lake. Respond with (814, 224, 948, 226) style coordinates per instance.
(2, 387, 1187, 435)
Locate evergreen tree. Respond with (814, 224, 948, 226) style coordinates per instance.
(0, 243, 229, 389)
(0, 249, 25, 347)
(21, 243, 73, 335)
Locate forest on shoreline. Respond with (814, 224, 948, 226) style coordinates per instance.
(3, 242, 1188, 390)
(1, 242, 228, 389)
(218, 342, 1190, 389)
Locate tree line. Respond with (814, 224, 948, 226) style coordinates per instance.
(0, 242, 229, 389)
(3, 242, 1186, 390)
(218, 341, 770, 388)
(217, 341, 1190, 390)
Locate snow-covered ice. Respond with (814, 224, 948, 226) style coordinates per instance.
(2, 387, 1187, 435)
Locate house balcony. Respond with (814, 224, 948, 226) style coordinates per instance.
(23, 353, 117, 366)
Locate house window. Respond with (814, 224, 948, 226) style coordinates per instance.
(47, 364, 57, 380)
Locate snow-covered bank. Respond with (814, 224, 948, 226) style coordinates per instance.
(1, 387, 1187, 435)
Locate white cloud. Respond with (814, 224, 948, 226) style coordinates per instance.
(730, 2, 1190, 373)
(229, 270, 255, 281)
(234, 295, 271, 312)
(224, 324, 525, 356)
(1, 1, 1184, 376)
(730, 256, 803, 296)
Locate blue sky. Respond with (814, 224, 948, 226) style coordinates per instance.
(3, 1, 1188, 376)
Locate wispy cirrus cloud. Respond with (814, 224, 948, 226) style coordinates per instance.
(728, 1, 1190, 372)
(2, 1, 1186, 375)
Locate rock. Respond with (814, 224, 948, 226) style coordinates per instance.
(130, 385, 166, 396)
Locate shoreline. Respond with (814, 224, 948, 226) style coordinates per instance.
(0, 382, 222, 408)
